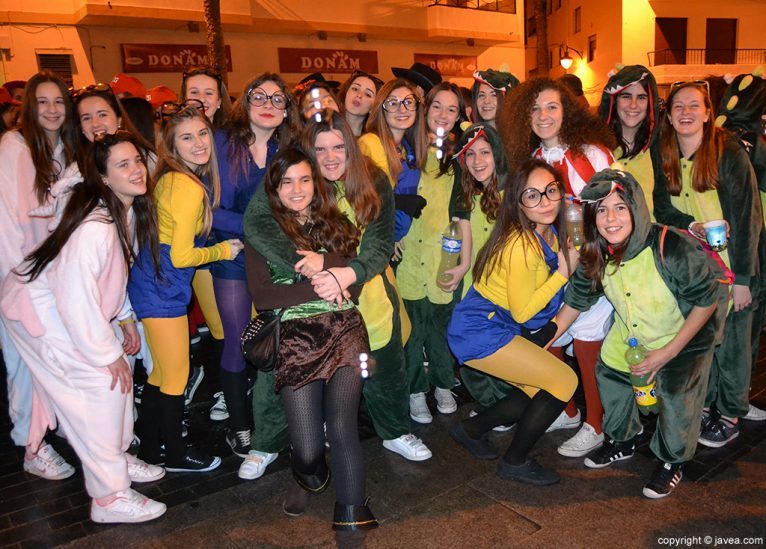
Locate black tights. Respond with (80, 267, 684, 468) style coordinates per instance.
(463, 385, 567, 465)
(280, 366, 365, 505)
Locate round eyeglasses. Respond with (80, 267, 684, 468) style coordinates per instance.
(247, 88, 288, 110)
(520, 182, 563, 208)
(382, 95, 418, 113)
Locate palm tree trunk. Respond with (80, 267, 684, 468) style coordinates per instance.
(535, 0, 549, 77)
(202, 0, 228, 87)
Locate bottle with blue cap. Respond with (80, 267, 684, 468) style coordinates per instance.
(436, 217, 463, 285)
(625, 338, 659, 415)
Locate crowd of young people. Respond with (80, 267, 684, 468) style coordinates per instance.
(1, 62, 764, 542)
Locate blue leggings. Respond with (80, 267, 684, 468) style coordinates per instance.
(212, 277, 252, 373)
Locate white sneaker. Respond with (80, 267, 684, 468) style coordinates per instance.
(545, 409, 582, 433)
(209, 391, 229, 421)
(409, 392, 433, 424)
(383, 434, 432, 461)
(434, 387, 458, 414)
(468, 408, 514, 432)
(126, 453, 165, 483)
(744, 404, 766, 421)
(23, 443, 75, 480)
(238, 450, 278, 480)
(91, 488, 166, 523)
(557, 423, 604, 457)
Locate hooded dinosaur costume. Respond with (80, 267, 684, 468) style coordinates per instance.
(598, 64, 662, 220)
(566, 169, 728, 464)
(471, 69, 519, 125)
(715, 69, 766, 375)
(653, 102, 761, 421)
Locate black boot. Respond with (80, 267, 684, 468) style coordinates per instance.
(137, 383, 162, 464)
(220, 369, 251, 456)
(160, 392, 221, 473)
(332, 499, 379, 531)
(292, 455, 331, 493)
(282, 481, 310, 517)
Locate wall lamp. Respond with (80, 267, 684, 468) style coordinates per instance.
(559, 45, 583, 70)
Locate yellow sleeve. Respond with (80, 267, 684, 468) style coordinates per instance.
(165, 173, 231, 268)
(505, 236, 568, 323)
(358, 133, 393, 186)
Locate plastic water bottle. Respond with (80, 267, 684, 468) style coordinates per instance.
(625, 338, 659, 415)
(565, 197, 585, 247)
(437, 217, 463, 284)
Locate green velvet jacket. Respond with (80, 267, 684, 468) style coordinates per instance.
(243, 166, 394, 285)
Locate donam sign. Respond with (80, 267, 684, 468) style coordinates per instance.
(278, 48, 378, 74)
(121, 44, 233, 73)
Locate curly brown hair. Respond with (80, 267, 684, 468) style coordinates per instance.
(499, 77, 615, 172)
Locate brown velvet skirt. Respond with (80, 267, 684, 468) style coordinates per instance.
(275, 308, 370, 393)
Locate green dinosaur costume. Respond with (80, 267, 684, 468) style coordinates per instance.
(566, 169, 728, 463)
(715, 69, 766, 374)
(654, 133, 761, 419)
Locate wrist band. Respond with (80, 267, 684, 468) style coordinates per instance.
(118, 318, 136, 327)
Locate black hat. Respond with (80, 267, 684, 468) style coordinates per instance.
(391, 62, 442, 93)
(298, 73, 341, 90)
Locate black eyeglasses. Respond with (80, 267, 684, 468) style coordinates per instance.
(157, 99, 205, 120)
(70, 83, 114, 101)
(670, 80, 710, 95)
(382, 95, 419, 113)
(520, 182, 563, 208)
(182, 66, 223, 81)
(247, 88, 288, 110)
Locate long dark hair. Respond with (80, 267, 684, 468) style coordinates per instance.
(455, 125, 507, 222)
(500, 78, 615, 172)
(579, 186, 635, 291)
(224, 72, 298, 184)
(72, 84, 155, 166)
(264, 146, 359, 256)
(424, 82, 467, 175)
(19, 131, 160, 281)
(300, 109, 382, 228)
(180, 66, 233, 128)
(20, 71, 78, 205)
(473, 159, 570, 285)
(607, 78, 651, 158)
(337, 71, 383, 130)
(364, 78, 429, 179)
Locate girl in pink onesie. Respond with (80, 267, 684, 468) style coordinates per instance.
(0, 71, 77, 479)
(0, 131, 167, 524)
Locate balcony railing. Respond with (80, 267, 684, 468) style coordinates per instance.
(428, 0, 516, 13)
(648, 48, 766, 66)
